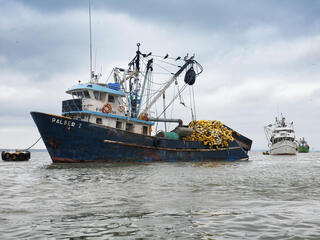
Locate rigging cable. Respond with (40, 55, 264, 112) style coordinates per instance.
(189, 86, 194, 121)
(143, 56, 179, 74)
(157, 83, 188, 118)
(192, 85, 197, 121)
(163, 92, 167, 131)
(168, 83, 176, 130)
(152, 60, 174, 74)
(176, 79, 185, 106)
(154, 96, 159, 133)
(138, 54, 203, 121)
(193, 60, 204, 76)
(23, 136, 42, 151)
(150, 54, 182, 61)
(141, 59, 170, 78)
(153, 58, 181, 67)
(105, 69, 114, 83)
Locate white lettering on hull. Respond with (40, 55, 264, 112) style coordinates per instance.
(51, 118, 81, 128)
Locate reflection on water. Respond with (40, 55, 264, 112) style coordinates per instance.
(0, 151, 320, 239)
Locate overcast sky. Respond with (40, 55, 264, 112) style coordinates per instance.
(1, 0, 320, 150)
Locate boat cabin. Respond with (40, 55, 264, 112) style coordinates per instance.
(61, 82, 153, 135)
(270, 127, 295, 144)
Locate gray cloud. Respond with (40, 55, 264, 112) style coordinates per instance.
(14, 0, 320, 37)
(0, 3, 90, 82)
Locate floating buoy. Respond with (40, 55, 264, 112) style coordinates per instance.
(1, 150, 30, 161)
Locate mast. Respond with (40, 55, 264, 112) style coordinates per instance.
(88, 0, 93, 82)
(127, 43, 153, 118)
(141, 56, 194, 114)
(136, 58, 153, 115)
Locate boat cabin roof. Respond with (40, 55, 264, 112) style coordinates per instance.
(66, 83, 125, 97)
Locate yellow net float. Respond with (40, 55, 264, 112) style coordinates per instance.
(182, 120, 234, 148)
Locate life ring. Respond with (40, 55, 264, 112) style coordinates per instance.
(118, 105, 125, 112)
(139, 113, 148, 121)
(102, 104, 112, 114)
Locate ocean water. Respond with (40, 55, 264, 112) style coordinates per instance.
(0, 151, 319, 240)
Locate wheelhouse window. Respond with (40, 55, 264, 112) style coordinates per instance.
(93, 91, 100, 100)
(72, 91, 84, 99)
(93, 91, 105, 101)
(108, 95, 115, 103)
(96, 118, 102, 124)
(126, 123, 134, 132)
(142, 126, 148, 135)
(71, 91, 91, 99)
(116, 121, 122, 129)
(83, 90, 90, 99)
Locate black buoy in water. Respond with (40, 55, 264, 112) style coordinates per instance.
(1, 150, 31, 161)
(1, 136, 41, 161)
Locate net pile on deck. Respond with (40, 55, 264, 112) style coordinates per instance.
(183, 120, 234, 149)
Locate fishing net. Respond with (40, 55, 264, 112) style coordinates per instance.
(183, 120, 234, 148)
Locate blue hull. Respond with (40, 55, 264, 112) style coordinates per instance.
(31, 112, 250, 163)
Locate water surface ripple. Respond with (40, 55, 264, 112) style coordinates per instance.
(0, 152, 320, 239)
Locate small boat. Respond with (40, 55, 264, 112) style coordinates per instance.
(297, 137, 309, 153)
(1, 150, 30, 161)
(264, 114, 297, 155)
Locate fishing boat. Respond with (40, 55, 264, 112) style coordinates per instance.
(31, 43, 252, 163)
(264, 114, 297, 155)
(297, 137, 309, 153)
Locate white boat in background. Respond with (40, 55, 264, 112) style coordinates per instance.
(264, 114, 297, 155)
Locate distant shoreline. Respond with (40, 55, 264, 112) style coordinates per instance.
(0, 149, 47, 152)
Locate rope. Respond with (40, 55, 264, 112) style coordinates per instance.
(105, 69, 114, 83)
(189, 86, 194, 121)
(157, 83, 188, 118)
(23, 136, 42, 151)
(168, 84, 176, 129)
(150, 54, 182, 61)
(193, 60, 203, 76)
(152, 61, 173, 74)
(192, 85, 197, 121)
(154, 58, 181, 67)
